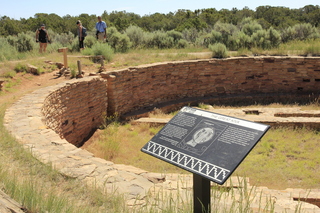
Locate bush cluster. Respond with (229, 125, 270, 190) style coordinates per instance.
(0, 17, 319, 61)
(209, 43, 228, 58)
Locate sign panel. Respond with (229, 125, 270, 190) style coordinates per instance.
(141, 106, 270, 185)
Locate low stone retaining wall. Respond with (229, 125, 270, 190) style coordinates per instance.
(41, 77, 108, 147)
(101, 56, 320, 118)
(35, 57, 320, 144)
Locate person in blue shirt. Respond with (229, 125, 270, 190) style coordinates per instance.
(95, 16, 107, 41)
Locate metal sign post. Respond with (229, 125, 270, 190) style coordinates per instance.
(193, 174, 210, 213)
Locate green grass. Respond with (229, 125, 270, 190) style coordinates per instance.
(85, 102, 320, 190)
(229, 39, 320, 57)
(0, 102, 133, 212)
(235, 127, 320, 189)
(84, 122, 184, 174)
(87, 120, 320, 190)
(109, 48, 211, 69)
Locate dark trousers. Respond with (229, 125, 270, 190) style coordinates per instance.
(79, 37, 85, 49)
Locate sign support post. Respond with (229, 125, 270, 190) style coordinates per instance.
(193, 174, 211, 213)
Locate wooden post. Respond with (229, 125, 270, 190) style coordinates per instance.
(100, 56, 104, 67)
(58, 48, 68, 68)
(0, 80, 4, 91)
(77, 60, 82, 75)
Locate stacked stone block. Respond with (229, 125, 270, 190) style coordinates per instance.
(101, 57, 320, 117)
(41, 77, 107, 147)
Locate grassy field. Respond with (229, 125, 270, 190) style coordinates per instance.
(83, 107, 320, 190)
(0, 43, 320, 212)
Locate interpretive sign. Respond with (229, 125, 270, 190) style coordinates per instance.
(141, 106, 270, 185)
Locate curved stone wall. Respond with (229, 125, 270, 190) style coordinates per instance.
(37, 57, 320, 145)
(101, 56, 320, 118)
(41, 77, 108, 147)
(4, 57, 320, 210)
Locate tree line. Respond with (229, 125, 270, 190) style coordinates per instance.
(1, 4, 320, 62)
(1, 4, 320, 36)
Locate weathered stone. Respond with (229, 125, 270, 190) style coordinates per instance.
(56, 62, 64, 69)
(114, 164, 147, 175)
(0, 190, 26, 213)
(126, 199, 146, 207)
(128, 184, 144, 196)
(143, 173, 166, 183)
(27, 64, 38, 75)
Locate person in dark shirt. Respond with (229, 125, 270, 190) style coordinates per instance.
(76, 20, 85, 50)
(36, 24, 50, 53)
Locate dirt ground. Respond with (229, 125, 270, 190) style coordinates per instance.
(0, 72, 66, 105)
(0, 59, 100, 106)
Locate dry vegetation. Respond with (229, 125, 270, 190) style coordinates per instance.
(0, 46, 320, 212)
(82, 106, 320, 190)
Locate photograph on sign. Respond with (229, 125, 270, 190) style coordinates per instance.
(141, 106, 270, 185)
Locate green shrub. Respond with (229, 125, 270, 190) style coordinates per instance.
(0, 38, 20, 61)
(3, 71, 16, 78)
(293, 23, 320, 40)
(182, 28, 200, 43)
(143, 32, 155, 48)
(209, 43, 228, 58)
(106, 27, 131, 53)
(108, 32, 131, 53)
(125, 25, 145, 48)
(268, 27, 281, 48)
(177, 39, 189, 48)
(46, 41, 63, 53)
(148, 30, 175, 49)
(84, 35, 97, 48)
(68, 38, 80, 52)
(195, 33, 211, 47)
(240, 18, 263, 36)
(166, 30, 183, 43)
(281, 27, 296, 43)
(69, 64, 78, 78)
(48, 30, 74, 46)
(209, 30, 223, 45)
(36, 67, 45, 75)
(237, 31, 252, 49)
(11, 33, 35, 52)
(106, 27, 118, 37)
(252, 29, 271, 49)
(213, 21, 238, 44)
(14, 64, 28, 73)
(91, 43, 114, 62)
(81, 48, 93, 55)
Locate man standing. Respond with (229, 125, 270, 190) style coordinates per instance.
(36, 24, 50, 53)
(95, 16, 107, 41)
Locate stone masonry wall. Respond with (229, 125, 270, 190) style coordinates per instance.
(41, 77, 107, 147)
(101, 57, 320, 117)
(40, 57, 320, 145)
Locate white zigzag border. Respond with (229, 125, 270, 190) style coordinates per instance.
(143, 141, 230, 183)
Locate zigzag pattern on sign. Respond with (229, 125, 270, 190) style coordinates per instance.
(143, 141, 230, 183)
